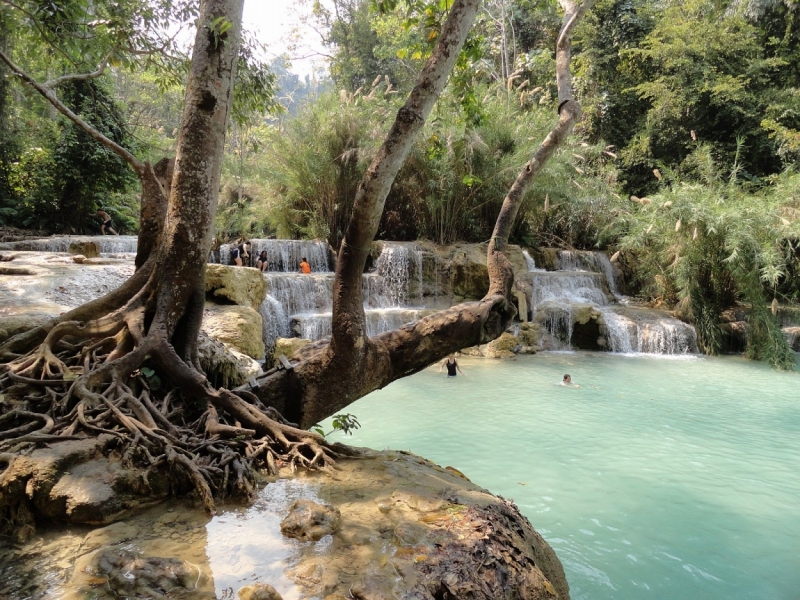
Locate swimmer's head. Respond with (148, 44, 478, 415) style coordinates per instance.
(563, 374, 571, 383)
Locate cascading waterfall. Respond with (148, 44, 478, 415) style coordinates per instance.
(215, 239, 330, 272)
(530, 249, 697, 355)
(4, 236, 139, 254)
(522, 250, 541, 272)
(260, 241, 426, 352)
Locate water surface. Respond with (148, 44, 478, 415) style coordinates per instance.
(326, 353, 800, 600)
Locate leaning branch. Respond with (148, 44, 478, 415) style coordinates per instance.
(330, 0, 482, 351)
(486, 0, 597, 298)
(41, 49, 116, 89)
(0, 48, 144, 174)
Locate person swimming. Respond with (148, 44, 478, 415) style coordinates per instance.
(561, 373, 580, 388)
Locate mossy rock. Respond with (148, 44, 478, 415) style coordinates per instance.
(202, 303, 265, 359)
(205, 264, 267, 311)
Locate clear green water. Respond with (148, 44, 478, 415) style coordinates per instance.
(325, 353, 800, 600)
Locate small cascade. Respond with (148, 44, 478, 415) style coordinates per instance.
(259, 241, 426, 352)
(522, 250, 540, 272)
(597, 307, 698, 354)
(4, 235, 138, 255)
(530, 248, 697, 355)
(292, 308, 428, 340)
(215, 239, 330, 272)
(556, 249, 620, 297)
(530, 272, 608, 308)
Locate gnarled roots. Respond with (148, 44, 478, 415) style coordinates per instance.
(0, 308, 347, 515)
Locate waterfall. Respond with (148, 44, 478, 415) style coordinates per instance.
(215, 239, 330, 271)
(530, 272, 608, 308)
(598, 307, 698, 354)
(6, 236, 138, 254)
(556, 250, 620, 297)
(522, 250, 541, 272)
(530, 249, 697, 355)
(257, 242, 426, 348)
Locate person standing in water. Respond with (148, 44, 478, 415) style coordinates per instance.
(299, 257, 311, 274)
(231, 241, 251, 266)
(90, 209, 119, 235)
(439, 354, 465, 377)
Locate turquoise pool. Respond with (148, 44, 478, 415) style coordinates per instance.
(325, 352, 800, 600)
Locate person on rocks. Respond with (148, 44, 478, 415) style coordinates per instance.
(90, 209, 119, 235)
(256, 250, 269, 272)
(231, 241, 251, 266)
(299, 257, 312, 274)
(439, 354, 465, 377)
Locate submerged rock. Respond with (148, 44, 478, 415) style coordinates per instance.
(86, 548, 200, 598)
(238, 582, 284, 599)
(280, 499, 341, 541)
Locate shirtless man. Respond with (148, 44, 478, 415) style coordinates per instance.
(91, 209, 118, 235)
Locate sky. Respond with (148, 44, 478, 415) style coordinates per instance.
(242, 0, 329, 78)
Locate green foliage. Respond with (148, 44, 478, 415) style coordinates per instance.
(312, 413, 361, 437)
(613, 147, 799, 368)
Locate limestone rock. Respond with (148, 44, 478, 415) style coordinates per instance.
(197, 331, 261, 388)
(206, 263, 267, 310)
(0, 313, 53, 344)
(464, 332, 519, 358)
(87, 548, 199, 598)
(272, 337, 311, 365)
(80, 522, 139, 553)
(280, 499, 341, 541)
(68, 240, 99, 258)
(517, 322, 543, 347)
(202, 302, 265, 359)
(783, 326, 800, 352)
(71, 254, 86, 263)
(239, 583, 284, 600)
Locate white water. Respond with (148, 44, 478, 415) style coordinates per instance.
(259, 242, 426, 351)
(522, 249, 541, 272)
(530, 250, 697, 354)
(216, 239, 330, 272)
(3, 235, 139, 255)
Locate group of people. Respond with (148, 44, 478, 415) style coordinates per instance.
(230, 241, 312, 273)
(438, 354, 579, 387)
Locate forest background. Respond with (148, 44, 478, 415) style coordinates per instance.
(1, 0, 799, 366)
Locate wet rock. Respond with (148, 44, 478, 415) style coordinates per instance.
(0, 435, 170, 536)
(202, 302, 265, 359)
(197, 331, 261, 388)
(783, 326, 800, 351)
(0, 313, 54, 344)
(517, 322, 543, 348)
(71, 254, 86, 263)
(68, 240, 100, 258)
(463, 332, 519, 358)
(238, 583, 284, 599)
(88, 548, 199, 599)
(80, 521, 139, 553)
(206, 263, 267, 310)
(280, 499, 341, 541)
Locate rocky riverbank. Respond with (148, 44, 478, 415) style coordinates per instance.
(1, 449, 568, 600)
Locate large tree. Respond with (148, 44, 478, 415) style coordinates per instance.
(0, 0, 594, 516)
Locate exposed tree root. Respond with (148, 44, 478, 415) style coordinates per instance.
(0, 307, 349, 516)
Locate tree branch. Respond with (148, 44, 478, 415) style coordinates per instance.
(330, 0, 482, 354)
(486, 0, 597, 298)
(0, 47, 144, 174)
(41, 49, 116, 89)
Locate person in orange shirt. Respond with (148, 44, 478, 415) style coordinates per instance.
(299, 257, 311, 274)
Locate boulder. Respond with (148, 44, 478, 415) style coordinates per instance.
(239, 583, 284, 600)
(272, 337, 311, 365)
(517, 322, 543, 348)
(68, 240, 100, 258)
(463, 331, 519, 358)
(71, 254, 86, 264)
(0, 313, 54, 344)
(202, 302, 265, 359)
(280, 499, 341, 541)
(197, 331, 261, 389)
(0, 435, 170, 537)
(206, 263, 267, 310)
